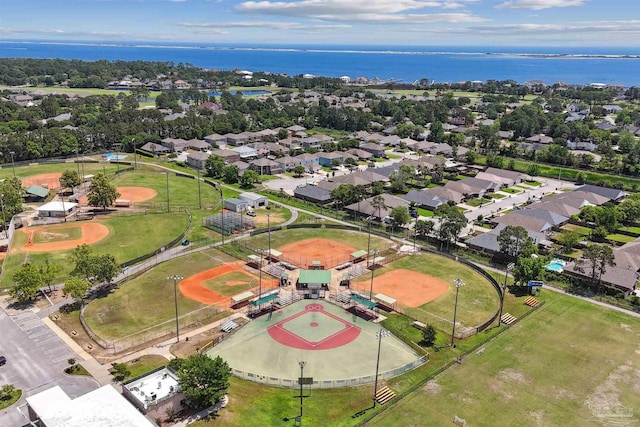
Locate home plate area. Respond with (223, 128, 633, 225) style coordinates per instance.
(268, 303, 361, 350)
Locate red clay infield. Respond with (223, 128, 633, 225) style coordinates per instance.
(180, 262, 278, 305)
(278, 238, 357, 269)
(19, 222, 110, 252)
(115, 186, 157, 202)
(22, 173, 62, 190)
(267, 303, 361, 350)
(363, 269, 449, 307)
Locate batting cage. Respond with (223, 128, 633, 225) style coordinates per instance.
(203, 212, 256, 235)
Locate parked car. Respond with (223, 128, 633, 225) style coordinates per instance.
(246, 210, 257, 217)
(0, 355, 6, 366)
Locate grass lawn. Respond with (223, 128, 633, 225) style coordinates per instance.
(606, 233, 636, 244)
(120, 355, 169, 381)
(525, 180, 542, 187)
(618, 226, 640, 235)
(465, 198, 492, 207)
(367, 291, 640, 427)
(417, 208, 434, 217)
(488, 193, 506, 199)
(112, 168, 220, 209)
(83, 248, 234, 340)
(502, 187, 521, 194)
(65, 363, 92, 377)
(202, 271, 257, 297)
(33, 226, 82, 243)
(0, 388, 22, 410)
(561, 223, 593, 236)
(1, 211, 190, 289)
(0, 161, 121, 182)
(375, 254, 499, 333)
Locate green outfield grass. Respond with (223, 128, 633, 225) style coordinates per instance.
(0, 161, 121, 182)
(202, 271, 256, 297)
(1, 212, 189, 289)
(354, 253, 499, 333)
(33, 226, 82, 243)
(83, 248, 234, 340)
(367, 291, 640, 427)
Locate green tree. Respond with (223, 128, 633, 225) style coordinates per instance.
(71, 244, 95, 281)
(111, 363, 131, 383)
(416, 219, 435, 238)
(577, 244, 615, 294)
(421, 324, 437, 347)
(63, 276, 91, 303)
(370, 195, 387, 220)
(389, 205, 411, 228)
(93, 254, 120, 284)
(293, 165, 305, 177)
(87, 173, 120, 210)
(526, 163, 540, 177)
(512, 256, 547, 285)
(175, 354, 231, 409)
(10, 263, 42, 303)
(497, 225, 534, 260)
(590, 225, 608, 243)
(575, 171, 585, 185)
(222, 165, 239, 184)
(0, 384, 16, 401)
(205, 155, 225, 178)
(240, 169, 259, 189)
(39, 259, 62, 292)
(59, 169, 82, 189)
(0, 177, 24, 219)
(435, 204, 467, 250)
(430, 163, 444, 184)
(557, 230, 581, 254)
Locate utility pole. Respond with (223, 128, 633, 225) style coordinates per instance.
(498, 263, 515, 326)
(373, 329, 391, 408)
(267, 214, 271, 265)
(369, 249, 379, 300)
(298, 361, 306, 420)
(451, 278, 465, 347)
(167, 275, 183, 342)
(9, 151, 15, 178)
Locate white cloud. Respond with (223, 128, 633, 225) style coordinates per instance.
(235, 0, 484, 23)
(496, 0, 585, 10)
(470, 20, 640, 34)
(178, 21, 351, 30)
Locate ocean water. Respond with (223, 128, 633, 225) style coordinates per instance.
(1, 41, 640, 86)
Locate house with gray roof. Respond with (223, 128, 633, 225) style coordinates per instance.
(294, 185, 333, 205)
(492, 213, 554, 233)
(360, 142, 385, 158)
(465, 223, 549, 254)
(140, 142, 171, 154)
(577, 184, 625, 202)
(186, 151, 210, 170)
(345, 148, 373, 160)
(250, 158, 282, 175)
(516, 208, 569, 228)
(563, 261, 637, 295)
(402, 189, 446, 210)
(344, 194, 409, 220)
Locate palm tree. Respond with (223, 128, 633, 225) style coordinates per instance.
(370, 195, 387, 221)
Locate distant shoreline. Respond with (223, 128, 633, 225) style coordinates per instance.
(1, 40, 639, 59)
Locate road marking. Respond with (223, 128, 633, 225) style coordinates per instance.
(28, 329, 51, 339)
(35, 336, 60, 346)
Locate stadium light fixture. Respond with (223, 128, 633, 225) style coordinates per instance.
(167, 275, 183, 342)
(451, 278, 465, 347)
(498, 263, 515, 326)
(373, 329, 391, 408)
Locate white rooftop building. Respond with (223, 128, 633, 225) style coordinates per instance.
(25, 385, 156, 427)
(36, 200, 78, 218)
(123, 368, 184, 418)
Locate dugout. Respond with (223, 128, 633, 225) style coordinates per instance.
(231, 291, 255, 309)
(374, 293, 397, 312)
(296, 269, 331, 299)
(351, 250, 367, 264)
(349, 294, 378, 321)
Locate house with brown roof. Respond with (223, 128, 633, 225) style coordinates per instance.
(344, 194, 409, 220)
(186, 151, 210, 170)
(250, 158, 282, 175)
(210, 149, 240, 163)
(360, 142, 385, 158)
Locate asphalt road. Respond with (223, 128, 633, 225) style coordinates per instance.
(0, 309, 99, 427)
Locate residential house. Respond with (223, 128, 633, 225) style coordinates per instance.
(525, 134, 554, 144)
(577, 184, 625, 202)
(225, 133, 249, 146)
(250, 158, 282, 175)
(174, 79, 191, 89)
(483, 167, 527, 185)
(231, 161, 250, 176)
(274, 156, 301, 172)
(563, 262, 637, 296)
(318, 151, 349, 167)
(492, 212, 555, 233)
(360, 142, 385, 158)
(204, 133, 228, 147)
(402, 189, 446, 210)
(232, 146, 258, 160)
(161, 138, 188, 152)
(603, 104, 623, 114)
(466, 224, 549, 255)
(345, 148, 373, 160)
(294, 185, 333, 205)
(140, 142, 171, 154)
(515, 208, 570, 228)
(210, 149, 240, 163)
(187, 139, 210, 152)
(186, 151, 210, 169)
(344, 193, 409, 220)
(567, 140, 597, 152)
(294, 153, 320, 167)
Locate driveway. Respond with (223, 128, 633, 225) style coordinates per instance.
(0, 309, 99, 427)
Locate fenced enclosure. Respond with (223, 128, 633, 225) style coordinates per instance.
(203, 212, 256, 236)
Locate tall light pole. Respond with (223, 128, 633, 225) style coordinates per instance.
(369, 249, 379, 300)
(164, 172, 170, 213)
(298, 361, 306, 420)
(9, 151, 15, 178)
(167, 275, 183, 342)
(451, 278, 465, 347)
(197, 168, 202, 209)
(219, 186, 225, 245)
(498, 263, 515, 326)
(366, 216, 372, 268)
(132, 138, 137, 170)
(0, 194, 6, 239)
(76, 145, 81, 176)
(266, 214, 271, 265)
(373, 329, 391, 408)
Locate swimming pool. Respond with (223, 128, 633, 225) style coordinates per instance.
(546, 259, 566, 272)
(105, 153, 128, 161)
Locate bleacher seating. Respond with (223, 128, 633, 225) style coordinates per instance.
(500, 313, 517, 325)
(375, 386, 396, 405)
(263, 264, 285, 278)
(220, 319, 238, 333)
(524, 296, 540, 307)
(335, 261, 353, 271)
(348, 265, 367, 279)
(336, 293, 351, 305)
(280, 261, 297, 270)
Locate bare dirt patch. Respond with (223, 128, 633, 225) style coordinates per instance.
(357, 269, 448, 307)
(22, 173, 62, 190)
(497, 368, 529, 385)
(254, 212, 285, 225)
(278, 238, 357, 269)
(19, 222, 110, 252)
(423, 381, 442, 395)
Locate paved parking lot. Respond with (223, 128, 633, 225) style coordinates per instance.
(0, 310, 98, 426)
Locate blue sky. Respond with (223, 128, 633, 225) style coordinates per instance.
(1, 0, 639, 46)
